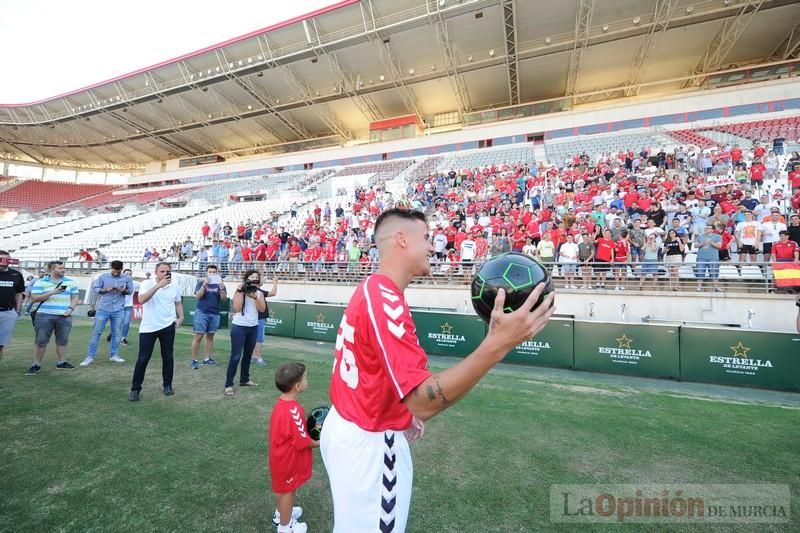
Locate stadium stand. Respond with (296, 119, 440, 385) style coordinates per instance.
(0, 181, 114, 211)
(544, 132, 674, 166)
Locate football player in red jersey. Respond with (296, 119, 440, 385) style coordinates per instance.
(321, 208, 554, 532)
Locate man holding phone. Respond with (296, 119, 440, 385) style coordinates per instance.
(190, 264, 226, 369)
(81, 260, 133, 367)
(129, 262, 183, 401)
(26, 261, 79, 375)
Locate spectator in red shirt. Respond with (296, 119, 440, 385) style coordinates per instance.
(594, 229, 615, 289)
(771, 231, 799, 262)
(613, 230, 629, 291)
(789, 163, 800, 191)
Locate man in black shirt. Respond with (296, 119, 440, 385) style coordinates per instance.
(0, 250, 25, 360)
(788, 213, 800, 247)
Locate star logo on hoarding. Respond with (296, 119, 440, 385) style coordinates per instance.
(616, 334, 633, 349)
(729, 341, 751, 358)
(440, 322, 453, 334)
(316, 313, 326, 323)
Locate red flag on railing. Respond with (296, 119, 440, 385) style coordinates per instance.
(772, 262, 800, 288)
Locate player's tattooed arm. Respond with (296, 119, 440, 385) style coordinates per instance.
(434, 378, 450, 407)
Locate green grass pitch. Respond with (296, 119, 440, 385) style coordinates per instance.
(1, 319, 799, 532)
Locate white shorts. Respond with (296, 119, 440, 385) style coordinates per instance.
(321, 406, 413, 533)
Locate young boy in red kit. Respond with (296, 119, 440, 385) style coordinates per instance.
(269, 362, 319, 533)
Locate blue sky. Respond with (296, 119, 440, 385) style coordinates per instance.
(0, 0, 337, 104)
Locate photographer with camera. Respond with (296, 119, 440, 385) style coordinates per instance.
(81, 261, 133, 367)
(26, 261, 79, 375)
(224, 269, 266, 396)
(129, 262, 183, 401)
(0, 250, 25, 361)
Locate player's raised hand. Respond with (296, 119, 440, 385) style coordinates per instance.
(487, 285, 555, 354)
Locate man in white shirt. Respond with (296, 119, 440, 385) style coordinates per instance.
(558, 234, 580, 289)
(459, 235, 476, 273)
(760, 209, 788, 257)
(734, 211, 762, 263)
(129, 262, 183, 401)
(753, 195, 777, 220)
(432, 228, 448, 260)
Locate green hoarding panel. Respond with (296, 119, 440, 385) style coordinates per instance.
(680, 327, 800, 391)
(505, 318, 574, 368)
(293, 304, 345, 342)
(412, 310, 486, 357)
(264, 301, 296, 338)
(182, 297, 197, 327)
(573, 321, 680, 379)
(219, 298, 229, 329)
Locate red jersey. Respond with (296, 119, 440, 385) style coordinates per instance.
(268, 398, 313, 493)
(772, 240, 798, 261)
(750, 164, 765, 181)
(614, 240, 629, 262)
(201, 224, 210, 237)
(329, 275, 432, 432)
(305, 247, 323, 262)
(254, 243, 267, 262)
(789, 170, 800, 190)
(595, 238, 615, 261)
(289, 244, 302, 259)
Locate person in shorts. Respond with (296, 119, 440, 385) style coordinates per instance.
(558, 234, 580, 289)
(269, 362, 319, 533)
(321, 209, 554, 532)
(26, 261, 79, 375)
(577, 233, 594, 289)
(593, 229, 615, 289)
(191, 264, 226, 369)
(0, 250, 25, 361)
(694, 225, 723, 292)
(252, 276, 278, 366)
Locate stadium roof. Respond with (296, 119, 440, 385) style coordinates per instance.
(1, 0, 799, 170)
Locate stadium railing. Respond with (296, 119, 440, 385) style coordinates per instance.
(16, 260, 793, 294)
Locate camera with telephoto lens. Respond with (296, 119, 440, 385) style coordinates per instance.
(245, 280, 260, 293)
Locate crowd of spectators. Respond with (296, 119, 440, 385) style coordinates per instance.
(126, 138, 800, 292)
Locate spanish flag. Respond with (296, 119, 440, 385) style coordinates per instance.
(772, 262, 800, 288)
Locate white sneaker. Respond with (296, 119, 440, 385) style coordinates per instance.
(109, 355, 125, 363)
(276, 519, 307, 533)
(273, 507, 303, 527)
(79, 357, 94, 367)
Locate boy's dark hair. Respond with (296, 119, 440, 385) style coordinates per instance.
(110, 260, 124, 270)
(374, 208, 426, 236)
(275, 362, 306, 393)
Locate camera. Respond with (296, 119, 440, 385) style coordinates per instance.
(245, 280, 260, 293)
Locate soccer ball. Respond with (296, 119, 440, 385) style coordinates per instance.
(470, 252, 554, 323)
(306, 406, 330, 441)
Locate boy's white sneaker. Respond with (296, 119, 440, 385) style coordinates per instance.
(273, 506, 303, 527)
(276, 519, 307, 533)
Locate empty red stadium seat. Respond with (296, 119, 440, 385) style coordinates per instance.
(0, 181, 115, 211)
